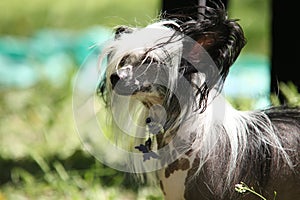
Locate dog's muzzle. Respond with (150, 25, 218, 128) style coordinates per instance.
(110, 64, 161, 96)
(110, 65, 139, 95)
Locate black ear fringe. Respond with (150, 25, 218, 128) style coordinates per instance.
(96, 77, 107, 104)
(197, 82, 209, 113)
(162, 0, 246, 112)
(175, 0, 246, 91)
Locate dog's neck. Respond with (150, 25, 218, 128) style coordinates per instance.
(145, 88, 222, 147)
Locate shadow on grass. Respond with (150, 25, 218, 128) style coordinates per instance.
(0, 149, 147, 192)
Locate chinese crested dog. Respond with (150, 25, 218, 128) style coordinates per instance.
(97, 2, 300, 200)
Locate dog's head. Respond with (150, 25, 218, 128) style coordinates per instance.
(98, 1, 246, 112)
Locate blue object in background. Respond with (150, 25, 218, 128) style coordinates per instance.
(224, 54, 271, 108)
(0, 27, 270, 109)
(0, 26, 112, 89)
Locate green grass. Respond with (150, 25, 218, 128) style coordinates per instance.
(0, 0, 160, 36)
(0, 71, 164, 200)
(0, 165, 163, 200)
(228, 0, 271, 56)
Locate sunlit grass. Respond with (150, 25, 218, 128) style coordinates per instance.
(0, 161, 163, 200)
(0, 70, 163, 199)
(0, 0, 160, 36)
(0, 71, 78, 159)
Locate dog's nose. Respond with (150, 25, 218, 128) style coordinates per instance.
(110, 70, 140, 95)
(110, 65, 133, 89)
(118, 65, 133, 79)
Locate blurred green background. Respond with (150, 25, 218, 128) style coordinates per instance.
(0, 0, 270, 53)
(0, 0, 283, 199)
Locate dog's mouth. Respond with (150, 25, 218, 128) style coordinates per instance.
(110, 64, 164, 96)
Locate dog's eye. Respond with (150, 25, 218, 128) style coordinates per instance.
(141, 56, 157, 65)
(143, 57, 153, 64)
(119, 55, 129, 66)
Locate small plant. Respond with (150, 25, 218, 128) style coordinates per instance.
(235, 182, 277, 200)
(270, 81, 300, 107)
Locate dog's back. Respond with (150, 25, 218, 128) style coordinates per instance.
(263, 107, 300, 200)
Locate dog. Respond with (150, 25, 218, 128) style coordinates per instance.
(96, 1, 300, 199)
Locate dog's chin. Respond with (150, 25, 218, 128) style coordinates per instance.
(135, 92, 164, 107)
(112, 84, 140, 96)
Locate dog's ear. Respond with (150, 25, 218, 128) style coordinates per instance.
(195, 34, 216, 50)
(187, 23, 246, 66)
(185, 16, 246, 86)
(187, 34, 216, 64)
(114, 25, 134, 39)
(181, 3, 246, 97)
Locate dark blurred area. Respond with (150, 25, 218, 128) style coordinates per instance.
(271, 0, 300, 104)
(162, 0, 228, 19)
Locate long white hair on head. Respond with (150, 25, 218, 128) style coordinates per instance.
(96, 20, 186, 181)
(99, 20, 184, 100)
